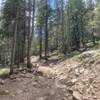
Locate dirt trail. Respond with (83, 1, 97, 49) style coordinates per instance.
(0, 56, 76, 100)
(0, 70, 70, 100)
(0, 50, 100, 100)
(31, 50, 100, 100)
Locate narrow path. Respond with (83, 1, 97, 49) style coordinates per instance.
(0, 50, 100, 100)
(0, 70, 70, 100)
(0, 56, 74, 100)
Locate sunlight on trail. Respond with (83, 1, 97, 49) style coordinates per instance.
(0, 68, 10, 76)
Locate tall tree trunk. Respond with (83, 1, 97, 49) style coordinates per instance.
(10, 17, 18, 74)
(32, 0, 35, 37)
(56, 0, 59, 51)
(39, 25, 42, 59)
(92, 25, 96, 45)
(44, 0, 48, 61)
(27, 0, 32, 68)
(20, 0, 27, 63)
(61, 0, 66, 54)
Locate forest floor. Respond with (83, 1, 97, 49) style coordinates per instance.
(0, 49, 100, 100)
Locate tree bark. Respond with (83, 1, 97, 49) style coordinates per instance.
(27, 0, 32, 68)
(39, 25, 42, 59)
(10, 17, 18, 74)
(44, 0, 48, 61)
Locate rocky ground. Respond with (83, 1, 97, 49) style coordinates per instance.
(0, 49, 100, 100)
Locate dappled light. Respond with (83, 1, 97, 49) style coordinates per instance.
(0, 0, 100, 100)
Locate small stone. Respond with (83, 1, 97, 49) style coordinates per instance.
(93, 96, 97, 99)
(68, 89, 73, 94)
(23, 89, 28, 92)
(32, 82, 37, 86)
(16, 78, 21, 82)
(71, 79, 78, 84)
(73, 91, 82, 100)
(50, 90, 55, 95)
(49, 63, 54, 67)
(79, 68, 84, 74)
(0, 79, 4, 85)
(11, 94, 15, 98)
(37, 97, 46, 100)
(75, 69, 79, 76)
(25, 73, 33, 78)
(10, 74, 17, 80)
(22, 70, 27, 74)
(17, 90, 23, 94)
(83, 96, 89, 100)
(84, 70, 89, 75)
(19, 67, 23, 71)
(1, 90, 9, 95)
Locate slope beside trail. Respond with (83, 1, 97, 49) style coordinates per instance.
(0, 49, 100, 100)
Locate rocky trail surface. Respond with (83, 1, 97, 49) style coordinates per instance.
(0, 49, 100, 100)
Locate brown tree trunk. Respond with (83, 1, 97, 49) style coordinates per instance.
(39, 25, 42, 59)
(20, 0, 27, 63)
(27, 0, 33, 68)
(10, 17, 18, 75)
(44, 0, 48, 61)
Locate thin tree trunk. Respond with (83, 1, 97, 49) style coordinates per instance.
(39, 25, 42, 59)
(32, 0, 35, 37)
(27, 0, 32, 68)
(56, 0, 59, 51)
(61, 0, 66, 54)
(10, 18, 18, 74)
(20, 0, 27, 63)
(44, 0, 48, 61)
(92, 26, 96, 45)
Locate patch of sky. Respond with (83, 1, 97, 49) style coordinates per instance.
(49, 0, 57, 9)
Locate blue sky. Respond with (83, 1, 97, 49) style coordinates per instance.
(0, 0, 1, 13)
(0, 0, 1, 5)
(50, 0, 56, 9)
(0, 0, 56, 10)
(0, 0, 56, 8)
(0, 0, 1, 4)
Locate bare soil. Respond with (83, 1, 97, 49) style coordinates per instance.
(0, 50, 100, 100)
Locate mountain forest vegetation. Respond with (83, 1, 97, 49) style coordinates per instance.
(0, 0, 100, 74)
(0, 0, 100, 72)
(0, 0, 100, 73)
(0, 0, 100, 100)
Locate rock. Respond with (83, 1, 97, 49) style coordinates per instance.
(0, 79, 4, 85)
(0, 90, 9, 95)
(19, 67, 23, 71)
(93, 96, 97, 99)
(4, 90, 9, 94)
(25, 73, 33, 78)
(17, 90, 23, 94)
(50, 90, 55, 95)
(10, 75, 16, 80)
(66, 81, 74, 86)
(82, 96, 89, 100)
(34, 71, 43, 76)
(37, 97, 46, 100)
(49, 63, 54, 67)
(75, 69, 79, 76)
(11, 94, 15, 98)
(22, 70, 27, 74)
(84, 69, 89, 75)
(23, 89, 28, 92)
(73, 91, 82, 100)
(71, 79, 78, 84)
(32, 82, 37, 86)
(79, 68, 84, 74)
(16, 78, 21, 82)
(68, 89, 73, 94)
